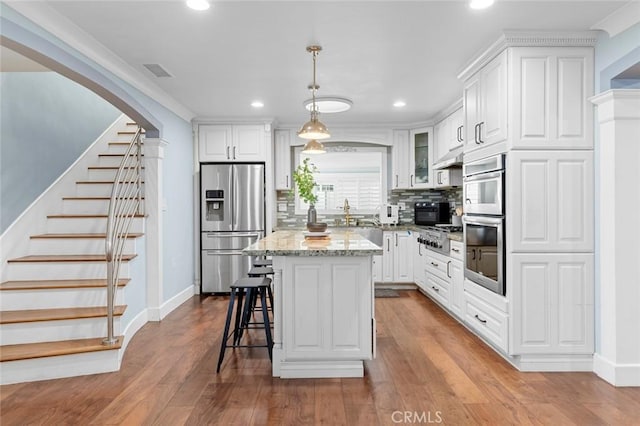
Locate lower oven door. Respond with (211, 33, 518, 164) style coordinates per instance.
(463, 215, 504, 295)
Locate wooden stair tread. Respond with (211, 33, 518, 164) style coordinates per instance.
(88, 166, 145, 170)
(0, 279, 129, 290)
(47, 214, 145, 218)
(30, 233, 143, 239)
(0, 336, 123, 362)
(0, 305, 126, 324)
(98, 153, 144, 157)
(8, 254, 136, 263)
(76, 180, 145, 184)
(118, 131, 144, 135)
(62, 196, 145, 200)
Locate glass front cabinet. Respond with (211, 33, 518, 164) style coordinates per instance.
(409, 127, 433, 189)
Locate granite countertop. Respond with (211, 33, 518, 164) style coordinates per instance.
(243, 230, 383, 257)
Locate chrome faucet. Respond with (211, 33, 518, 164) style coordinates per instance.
(343, 198, 352, 227)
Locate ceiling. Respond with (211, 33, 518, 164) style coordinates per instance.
(5, 1, 628, 127)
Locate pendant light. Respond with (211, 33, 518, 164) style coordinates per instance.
(301, 139, 326, 155)
(298, 45, 330, 141)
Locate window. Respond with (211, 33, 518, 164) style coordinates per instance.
(294, 145, 387, 215)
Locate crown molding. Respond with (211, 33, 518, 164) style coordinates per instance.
(591, 1, 640, 38)
(5, 2, 195, 123)
(457, 30, 599, 82)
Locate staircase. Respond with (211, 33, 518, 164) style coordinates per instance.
(0, 121, 145, 385)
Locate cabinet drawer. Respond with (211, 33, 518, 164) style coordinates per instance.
(464, 290, 508, 352)
(425, 251, 449, 281)
(449, 240, 464, 261)
(425, 273, 449, 308)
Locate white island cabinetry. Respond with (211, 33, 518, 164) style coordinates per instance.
(243, 230, 382, 378)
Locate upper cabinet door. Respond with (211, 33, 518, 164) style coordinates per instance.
(480, 51, 508, 146)
(510, 47, 594, 150)
(392, 130, 410, 189)
(198, 124, 268, 162)
(434, 119, 449, 164)
(463, 75, 481, 153)
(274, 129, 292, 190)
(232, 125, 266, 161)
(199, 125, 233, 161)
(409, 127, 433, 189)
(449, 107, 464, 151)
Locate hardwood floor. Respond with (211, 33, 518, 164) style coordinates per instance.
(1, 290, 639, 425)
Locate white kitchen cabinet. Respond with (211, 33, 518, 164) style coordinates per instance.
(434, 119, 450, 164)
(507, 150, 594, 253)
(464, 285, 509, 353)
(274, 129, 292, 190)
(449, 107, 464, 151)
(433, 169, 462, 188)
(509, 47, 593, 150)
(408, 127, 433, 189)
(372, 255, 383, 283)
(198, 124, 267, 162)
(392, 130, 411, 189)
(393, 231, 414, 282)
(413, 233, 425, 290)
(449, 241, 464, 319)
(434, 106, 464, 163)
(425, 273, 450, 308)
(381, 231, 413, 283)
(510, 253, 594, 355)
(463, 50, 508, 156)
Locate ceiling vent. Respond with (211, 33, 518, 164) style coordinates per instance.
(143, 63, 172, 78)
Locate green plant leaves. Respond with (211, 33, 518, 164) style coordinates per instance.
(291, 157, 318, 205)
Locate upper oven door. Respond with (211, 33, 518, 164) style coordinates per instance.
(463, 171, 503, 216)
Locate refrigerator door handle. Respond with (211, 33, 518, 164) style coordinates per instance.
(204, 250, 244, 256)
(203, 232, 260, 238)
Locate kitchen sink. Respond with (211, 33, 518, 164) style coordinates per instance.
(330, 227, 383, 246)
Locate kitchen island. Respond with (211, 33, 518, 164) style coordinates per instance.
(243, 230, 382, 378)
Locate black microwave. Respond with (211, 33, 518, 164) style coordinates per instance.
(414, 202, 450, 226)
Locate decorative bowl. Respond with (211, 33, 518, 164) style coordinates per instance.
(306, 222, 328, 232)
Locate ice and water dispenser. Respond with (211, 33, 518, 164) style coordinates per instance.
(204, 190, 225, 222)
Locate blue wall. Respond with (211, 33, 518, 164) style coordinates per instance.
(1, 4, 194, 311)
(0, 72, 120, 233)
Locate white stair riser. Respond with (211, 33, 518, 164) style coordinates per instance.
(0, 317, 122, 345)
(106, 144, 145, 155)
(62, 199, 109, 214)
(29, 238, 136, 255)
(97, 156, 140, 167)
(0, 287, 125, 310)
(76, 183, 145, 197)
(0, 347, 121, 385)
(6, 261, 131, 281)
(88, 169, 145, 181)
(46, 217, 144, 234)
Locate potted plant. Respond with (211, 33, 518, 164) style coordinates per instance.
(292, 157, 319, 225)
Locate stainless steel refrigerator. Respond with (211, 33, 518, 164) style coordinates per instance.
(200, 163, 265, 293)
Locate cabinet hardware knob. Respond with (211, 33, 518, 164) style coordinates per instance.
(226, 146, 230, 159)
(477, 122, 485, 144)
(432, 286, 440, 293)
(431, 262, 438, 267)
(233, 146, 237, 159)
(452, 248, 460, 252)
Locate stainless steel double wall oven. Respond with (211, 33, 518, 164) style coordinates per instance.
(463, 154, 505, 295)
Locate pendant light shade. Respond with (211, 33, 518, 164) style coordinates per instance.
(298, 111, 331, 140)
(301, 139, 326, 155)
(298, 45, 330, 141)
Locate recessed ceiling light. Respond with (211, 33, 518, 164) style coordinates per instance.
(251, 101, 264, 108)
(303, 96, 352, 113)
(469, 0, 494, 10)
(393, 101, 406, 108)
(186, 0, 210, 11)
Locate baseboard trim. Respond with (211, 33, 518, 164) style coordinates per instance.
(594, 353, 640, 387)
(148, 285, 196, 321)
(119, 308, 149, 363)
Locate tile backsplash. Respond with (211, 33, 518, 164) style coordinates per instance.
(276, 187, 463, 228)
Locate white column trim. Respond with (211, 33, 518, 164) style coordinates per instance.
(143, 137, 168, 322)
(591, 89, 640, 387)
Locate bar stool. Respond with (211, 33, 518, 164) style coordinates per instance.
(216, 277, 273, 373)
(248, 266, 274, 314)
(253, 258, 272, 267)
